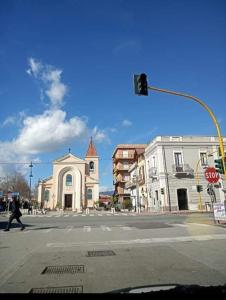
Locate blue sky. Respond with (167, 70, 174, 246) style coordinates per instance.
(0, 0, 226, 191)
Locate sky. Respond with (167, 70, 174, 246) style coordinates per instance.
(0, 0, 226, 192)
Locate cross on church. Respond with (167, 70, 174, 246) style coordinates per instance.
(68, 148, 71, 153)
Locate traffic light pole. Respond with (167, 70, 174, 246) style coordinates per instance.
(148, 86, 226, 181)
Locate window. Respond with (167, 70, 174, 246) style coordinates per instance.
(66, 174, 72, 186)
(44, 190, 49, 201)
(200, 152, 208, 166)
(89, 161, 94, 172)
(152, 156, 156, 168)
(123, 161, 129, 169)
(123, 150, 128, 158)
(87, 188, 92, 200)
(174, 152, 182, 166)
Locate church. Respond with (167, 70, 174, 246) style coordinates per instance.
(37, 138, 99, 211)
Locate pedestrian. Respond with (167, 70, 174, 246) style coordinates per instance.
(4, 196, 25, 231)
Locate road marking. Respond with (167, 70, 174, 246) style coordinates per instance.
(64, 215, 69, 217)
(122, 226, 132, 231)
(73, 215, 78, 217)
(23, 230, 31, 234)
(101, 225, 111, 231)
(83, 226, 91, 232)
(106, 214, 112, 216)
(47, 233, 226, 248)
(90, 214, 94, 216)
(66, 226, 73, 232)
(122, 213, 128, 216)
(55, 215, 61, 218)
(43, 229, 52, 233)
(82, 214, 86, 217)
(98, 214, 103, 216)
(187, 223, 213, 227)
(171, 223, 188, 227)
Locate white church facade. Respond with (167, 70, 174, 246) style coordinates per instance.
(37, 138, 99, 211)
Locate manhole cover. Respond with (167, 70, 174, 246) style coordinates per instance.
(87, 250, 116, 257)
(30, 286, 83, 293)
(41, 265, 85, 274)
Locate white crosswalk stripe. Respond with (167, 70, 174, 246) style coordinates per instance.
(122, 226, 132, 231)
(82, 214, 86, 217)
(83, 226, 91, 232)
(64, 215, 69, 217)
(55, 215, 60, 217)
(44, 229, 52, 233)
(66, 226, 73, 232)
(90, 214, 94, 216)
(98, 214, 103, 216)
(172, 223, 188, 227)
(73, 215, 78, 217)
(101, 225, 111, 231)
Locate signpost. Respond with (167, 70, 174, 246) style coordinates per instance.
(213, 203, 226, 223)
(205, 167, 220, 184)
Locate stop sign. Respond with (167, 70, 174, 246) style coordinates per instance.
(205, 167, 220, 183)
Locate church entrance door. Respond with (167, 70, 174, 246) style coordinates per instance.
(64, 194, 72, 210)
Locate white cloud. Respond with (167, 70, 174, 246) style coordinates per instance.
(92, 126, 110, 144)
(2, 116, 16, 127)
(110, 128, 117, 133)
(113, 40, 141, 55)
(122, 119, 132, 127)
(26, 57, 42, 77)
(0, 58, 110, 177)
(27, 58, 67, 108)
(15, 110, 87, 154)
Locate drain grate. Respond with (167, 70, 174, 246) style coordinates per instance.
(41, 265, 85, 274)
(87, 250, 116, 257)
(30, 286, 83, 293)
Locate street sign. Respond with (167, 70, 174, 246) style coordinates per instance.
(213, 203, 226, 221)
(205, 167, 220, 183)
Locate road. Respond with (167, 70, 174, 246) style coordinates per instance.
(0, 211, 226, 293)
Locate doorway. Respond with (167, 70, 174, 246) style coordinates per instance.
(64, 194, 72, 210)
(177, 189, 188, 210)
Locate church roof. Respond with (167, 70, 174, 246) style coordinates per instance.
(86, 137, 98, 157)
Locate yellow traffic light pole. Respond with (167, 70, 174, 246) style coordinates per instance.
(148, 86, 226, 180)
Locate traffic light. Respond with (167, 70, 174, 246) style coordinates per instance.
(134, 73, 148, 96)
(214, 158, 224, 174)
(160, 188, 164, 195)
(196, 185, 203, 192)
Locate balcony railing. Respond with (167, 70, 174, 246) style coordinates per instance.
(125, 178, 136, 189)
(148, 167, 158, 178)
(114, 154, 134, 160)
(172, 164, 194, 175)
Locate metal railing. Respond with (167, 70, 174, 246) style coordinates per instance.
(172, 164, 194, 175)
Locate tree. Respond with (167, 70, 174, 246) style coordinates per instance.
(0, 172, 30, 200)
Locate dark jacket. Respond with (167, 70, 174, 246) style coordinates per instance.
(11, 200, 22, 217)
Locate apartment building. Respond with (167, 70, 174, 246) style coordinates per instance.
(125, 149, 148, 211)
(112, 144, 146, 204)
(145, 136, 226, 212)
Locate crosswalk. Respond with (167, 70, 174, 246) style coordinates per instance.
(22, 213, 137, 218)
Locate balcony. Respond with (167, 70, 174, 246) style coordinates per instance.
(172, 164, 194, 176)
(114, 154, 134, 161)
(125, 178, 136, 189)
(148, 167, 158, 178)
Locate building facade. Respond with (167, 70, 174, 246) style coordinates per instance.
(38, 138, 99, 211)
(125, 150, 148, 211)
(145, 136, 226, 212)
(112, 144, 147, 204)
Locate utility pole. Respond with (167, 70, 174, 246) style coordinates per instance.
(29, 162, 33, 207)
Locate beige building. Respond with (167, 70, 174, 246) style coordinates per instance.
(112, 144, 147, 204)
(145, 136, 226, 212)
(38, 138, 99, 211)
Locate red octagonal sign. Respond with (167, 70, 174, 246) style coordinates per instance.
(205, 167, 220, 183)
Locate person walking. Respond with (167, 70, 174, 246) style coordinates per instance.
(4, 196, 25, 231)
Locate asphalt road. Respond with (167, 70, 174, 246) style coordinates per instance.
(0, 212, 226, 293)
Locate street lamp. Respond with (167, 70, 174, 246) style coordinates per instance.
(29, 162, 33, 208)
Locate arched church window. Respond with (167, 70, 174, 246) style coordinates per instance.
(87, 188, 92, 200)
(89, 161, 94, 172)
(66, 174, 72, 186)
